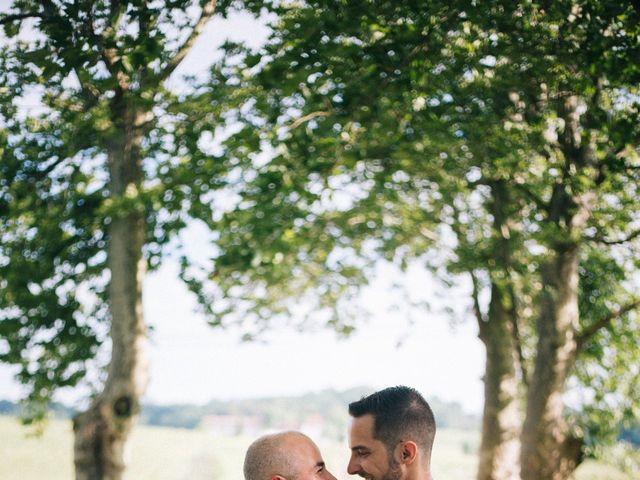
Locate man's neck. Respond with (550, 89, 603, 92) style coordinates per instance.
(406, 467, 432, 480)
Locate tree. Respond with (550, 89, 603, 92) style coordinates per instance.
(0, 1, 264, 478)
(197, 1, 640, 479)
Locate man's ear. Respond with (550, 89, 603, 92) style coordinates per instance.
(271, 476, 286, 480)
(397, 440, 418, 465)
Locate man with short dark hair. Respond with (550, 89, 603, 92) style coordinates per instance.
(244, 431, 337, 480)
(347, 386, 436, 480)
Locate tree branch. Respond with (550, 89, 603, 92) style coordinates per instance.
(576, 298, 640, 351)
(158, 0, 217, 83)
(469, 270, 488, 335)
(0, 12, 44, 24)
(288, 111, 331, 130)
(586, 228, 640, 245)
(507, 285, 528, 387)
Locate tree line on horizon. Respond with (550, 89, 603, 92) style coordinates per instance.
(2, 390, 639, 454)
(0, 387, 481, 436)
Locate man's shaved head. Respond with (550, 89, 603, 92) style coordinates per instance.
(243, 431, 313, 480)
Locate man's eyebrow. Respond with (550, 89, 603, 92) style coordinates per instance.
(315, 461, 326, 469)
(350, 445, 369, 452)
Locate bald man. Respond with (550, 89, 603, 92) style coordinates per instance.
(243, 431, 337, 480)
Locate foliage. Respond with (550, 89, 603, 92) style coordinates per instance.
(199, 0, 640, 460)
(0, 0, 266, 422)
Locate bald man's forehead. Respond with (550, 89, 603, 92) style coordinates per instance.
(284, 433, 319, 455)
(286, 434, 325, 472)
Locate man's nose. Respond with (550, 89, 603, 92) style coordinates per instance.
(347, 456, 360, 475)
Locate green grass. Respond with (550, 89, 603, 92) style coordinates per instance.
(0, 416, 634, 479)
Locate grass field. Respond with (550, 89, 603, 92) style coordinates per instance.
(1, 416, 634, 480)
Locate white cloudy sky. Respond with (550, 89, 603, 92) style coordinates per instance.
(141, 259, 485, 413)
(0, 5, 486, 414)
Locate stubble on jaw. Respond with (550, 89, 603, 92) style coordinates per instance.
(380, 458, 403, 480)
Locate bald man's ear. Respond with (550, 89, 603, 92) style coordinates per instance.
(397, 441, 418, 465)
(271, 476, 286, 480)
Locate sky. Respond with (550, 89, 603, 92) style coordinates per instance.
(141, 257, 485, 413)
(0, 4, 486, 415)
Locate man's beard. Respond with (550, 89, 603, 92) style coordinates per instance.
(381, 458, 403, 480)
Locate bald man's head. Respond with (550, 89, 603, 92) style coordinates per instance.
(243, 431, 335, 480)
(244, 431, 299, 480)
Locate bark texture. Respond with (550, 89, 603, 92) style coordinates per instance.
(477, 287, 521, 480)
(520, 248, 581, 480)
(73, 101, 150, 480)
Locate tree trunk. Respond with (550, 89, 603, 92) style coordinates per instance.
(73, 100, 149, 480)
(520, 247, 581, 480)
(476, 181, 522, 480)
(520, 94, 595, 480)
(477, 285, 521, 480)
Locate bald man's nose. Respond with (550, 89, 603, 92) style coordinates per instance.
(323, 470, 337, 480)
